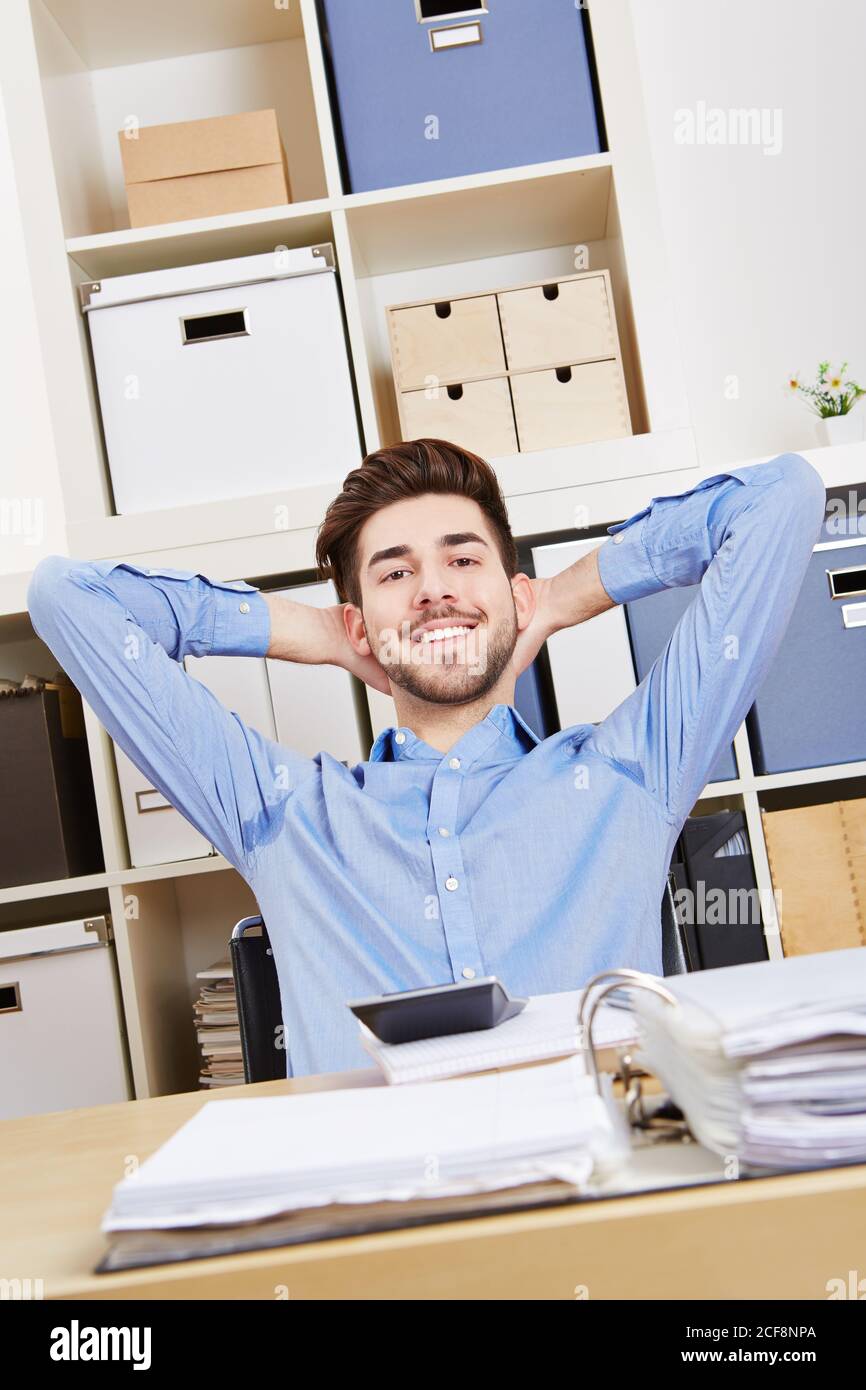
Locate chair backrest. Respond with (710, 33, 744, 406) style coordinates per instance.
(661, 869, 695, 975)
(230, 915, 286, 1083)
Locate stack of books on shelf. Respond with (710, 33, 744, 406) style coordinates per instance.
(194, 959, 244, 1089)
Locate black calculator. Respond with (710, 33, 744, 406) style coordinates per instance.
(347, 977, 528, 1045)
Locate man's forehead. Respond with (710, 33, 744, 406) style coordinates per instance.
(360, 494, 490, 556)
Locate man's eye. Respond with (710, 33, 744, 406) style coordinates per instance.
(382, 558, 477, 582)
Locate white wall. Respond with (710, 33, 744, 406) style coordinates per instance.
(0, 76, 67, 576)
(629, 0, 866, 470)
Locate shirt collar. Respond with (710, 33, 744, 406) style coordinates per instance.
(369, 703, 540, 768)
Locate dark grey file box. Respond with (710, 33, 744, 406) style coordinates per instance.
(747, 537, 866, 774)
(625, 587, 738, 784)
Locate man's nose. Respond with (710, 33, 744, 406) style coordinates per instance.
(412, 566, 459, 608)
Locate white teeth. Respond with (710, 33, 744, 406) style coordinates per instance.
(418, 625, 473, 644)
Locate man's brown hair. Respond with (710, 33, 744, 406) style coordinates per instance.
(315, 438, 519, 608)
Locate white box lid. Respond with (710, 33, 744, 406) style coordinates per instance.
(80, 243, 335, 313)
(0, 917, 110, 960)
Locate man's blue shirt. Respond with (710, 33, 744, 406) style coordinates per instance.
(27, 453, 826, 1076)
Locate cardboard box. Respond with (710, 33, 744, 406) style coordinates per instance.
(761, 799, 866, 955)
(117, 109, 292, 228)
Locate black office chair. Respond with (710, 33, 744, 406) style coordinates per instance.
(231, 872, 695, 1084)
(661, 868, 695, 976)
(230, 915, 287, 1084)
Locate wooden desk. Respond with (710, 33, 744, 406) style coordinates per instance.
(2, 1066, 865, 1300)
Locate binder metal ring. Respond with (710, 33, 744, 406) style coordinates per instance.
(578, 968, 678, 1100)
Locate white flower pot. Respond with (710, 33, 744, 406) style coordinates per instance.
(816, 411, 864, 446)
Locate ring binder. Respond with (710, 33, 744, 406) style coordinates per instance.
(578, 969, 690, 1141)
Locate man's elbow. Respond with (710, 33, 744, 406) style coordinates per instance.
(775, 452, 827, 533)
(26, 554, 77, 631)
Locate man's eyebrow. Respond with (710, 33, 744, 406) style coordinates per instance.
(366, 532, 489, 572)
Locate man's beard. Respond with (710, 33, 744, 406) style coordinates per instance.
(371, 605, 518, 706)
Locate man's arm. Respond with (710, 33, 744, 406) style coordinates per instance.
(26, 557, 321, 873)
(548, 453, 826, 825)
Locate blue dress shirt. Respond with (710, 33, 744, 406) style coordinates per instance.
(26, 453, 826, 1076)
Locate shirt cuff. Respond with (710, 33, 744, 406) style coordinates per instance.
(596, 516, 662, 605)
(211, 583, 272, 657)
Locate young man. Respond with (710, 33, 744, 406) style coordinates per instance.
(27, 439, 825, 1076)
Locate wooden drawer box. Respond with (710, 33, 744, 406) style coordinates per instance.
(386, 269, 632, 457)
(498, 274, 616, 372)
(511, 359, 631, 452)
(399, 378, 518, 458)
(389, 295, 505, 391)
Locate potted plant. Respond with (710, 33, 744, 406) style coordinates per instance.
(786, 361, 865, 445)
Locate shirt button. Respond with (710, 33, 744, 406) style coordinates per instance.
(438, 827, 450, 837)
(612, 533, 624, 544)
(462, 967, 476, 980)
(449, 757, 461, 770)
(445, 876, 459, 891)
(394, 731, 406, 744)
(239, 601, 251, 613)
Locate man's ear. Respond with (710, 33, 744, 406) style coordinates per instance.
(511, 572, 536, 632)
(343, 602, 372, 657)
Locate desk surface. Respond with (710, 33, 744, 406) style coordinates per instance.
(2, 1066, 865, 1300)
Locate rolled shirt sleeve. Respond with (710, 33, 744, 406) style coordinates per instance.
(589, 452, 827, 825)
(26, 557, 313, 873)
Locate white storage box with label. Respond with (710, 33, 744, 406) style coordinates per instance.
(0, 916, 129, 1120)
(113, 741, 215, 869)
(531, 538, 636, 727)
(80, 245, 361, 515)
(116, 641, 278, 869)
(266, 581, 369, 767)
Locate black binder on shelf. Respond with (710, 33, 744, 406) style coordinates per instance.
(669, 811, 767, 970)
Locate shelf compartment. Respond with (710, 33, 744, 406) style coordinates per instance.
(344, 160, 651, 456)
(109, 869, 259, 1098)
(30, 0, 327, 242)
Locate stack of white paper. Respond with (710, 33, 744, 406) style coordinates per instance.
(359, 989, 640, 1085)
(102, 1055, 629, 1232)
(628, 946, 866, 1169)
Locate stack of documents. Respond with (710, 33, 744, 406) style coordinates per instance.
(628, 946, 866, 1169)
(359, 989, 640, 1084)
(101, 1055, 627, 1236)
(194, 958, 243, 1089)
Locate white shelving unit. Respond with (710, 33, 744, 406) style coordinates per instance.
(0, 0, 863, 1101)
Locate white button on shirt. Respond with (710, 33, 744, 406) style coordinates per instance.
(239, 601, 250, 613)
(445, 876, 459, 891)
(438, 827, 449, 837)
(449, 757, 461, 770)
(394, 731, 406, 744)
(462, 967, 476, 980)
